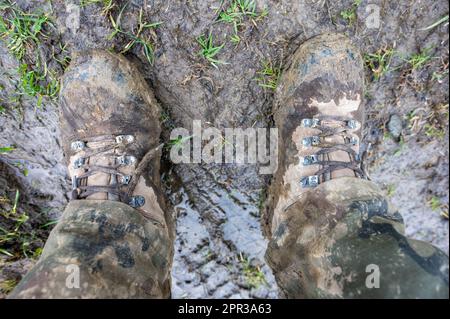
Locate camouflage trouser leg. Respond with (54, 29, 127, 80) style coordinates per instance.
(8, 200, 173, 298)
(266, 178, 449, 298)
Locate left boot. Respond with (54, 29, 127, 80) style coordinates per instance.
(59, 50, 169, 226)
(9, 51, 174, 298)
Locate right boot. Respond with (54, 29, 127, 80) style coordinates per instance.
(264, 33, 449, 299)
(264, 32, 367, 241)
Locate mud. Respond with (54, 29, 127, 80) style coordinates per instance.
(1, 0, 449, 298)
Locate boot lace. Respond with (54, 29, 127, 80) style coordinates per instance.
(70, 134, 161, 208)
(299, 116, 366, 188)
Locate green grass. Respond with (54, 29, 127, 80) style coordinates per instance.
(219, 0, 259, 24)
(0, 190, 32, 258)
(230, 33, 241, 44)
(386, 184, 396, 197)
(404, 48, 433, 71)
(0, 190, 54, 260)
(80, 0, 115, 16)
(365, 46, 435, 81)
(13, 162, 29, 177)
(429, 196, 441, 211)
(0, 279, 17, 294)
(407, 104, 448, 140)
(364, 47, 396, 81)
(83, 1, 160, 64)
(0, 146, 15, 154)
(108, 5, 161, 64)
(428, 197, 449, 219)
(238, 253, 267, 289)
(17, 63, 59, 106)
(432, 69, 449, 82)
(167, 135, 193, 151)
(218, 0, 267, 41)
(197, 32, 226, 68)
(0, 2, 61, 103)
(420, 14, 449, 31)
(0, 3, 51, 60)
(424, 123, 446, 140)
(340, 0, 362, 25)
(255, 60, 281, 90)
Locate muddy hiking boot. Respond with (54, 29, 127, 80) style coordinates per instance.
(264, 33, 449, 298)
(267, 33, 366, 234)
(59, 50, 167, 222)
(9, 51, 174, 298)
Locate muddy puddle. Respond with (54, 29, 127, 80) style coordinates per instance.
(167, 164, 277, 298)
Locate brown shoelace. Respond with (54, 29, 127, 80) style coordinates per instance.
(70, 134, 162, 207)
(300, 116, 366, 187)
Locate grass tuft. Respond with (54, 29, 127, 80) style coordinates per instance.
(0, 279, 17, 294)
(238, 253, 267, 289)
(108, 5, 161, 64)
(0, 190, 55, 260)
(364, 47, 395, 81)
(255, 60, 281, 90)
(80, 0, 116, 16)
(218, 0, 267, 42)
(404, 48, 433, 71)
(0, 146, 15, 154)
(0, 4, 51, 60)
(197, 32, 226, 68)
(420, 14, 449, 31)
(167, 135, 193, 151)
(340, 0, 362, 26)
(0, 2, 61, 104)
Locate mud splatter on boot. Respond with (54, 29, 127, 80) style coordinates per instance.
(9, 51, 175, 298)
(264, 33, 449, 299)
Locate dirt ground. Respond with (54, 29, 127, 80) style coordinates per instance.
(0, 0, 448, 298)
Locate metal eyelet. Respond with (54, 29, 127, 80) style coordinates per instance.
(119, 175, 131, 185)
(300, 175, 319, 188)
(71, 141, 86, 152)
(302, 118, 321, 128)
(348, 136, 358, 146)
(302, 136, 321, 147)
(116, 155, 136, 166)
(116, 135, 135, 144)
(129, 195, 145, 208)
(346, 120, 358, 129)
(73, 157, 85, 169)
(303, 155, 319, 166)
(71, 176, 79, 200)
(71, 175, 79, 189)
